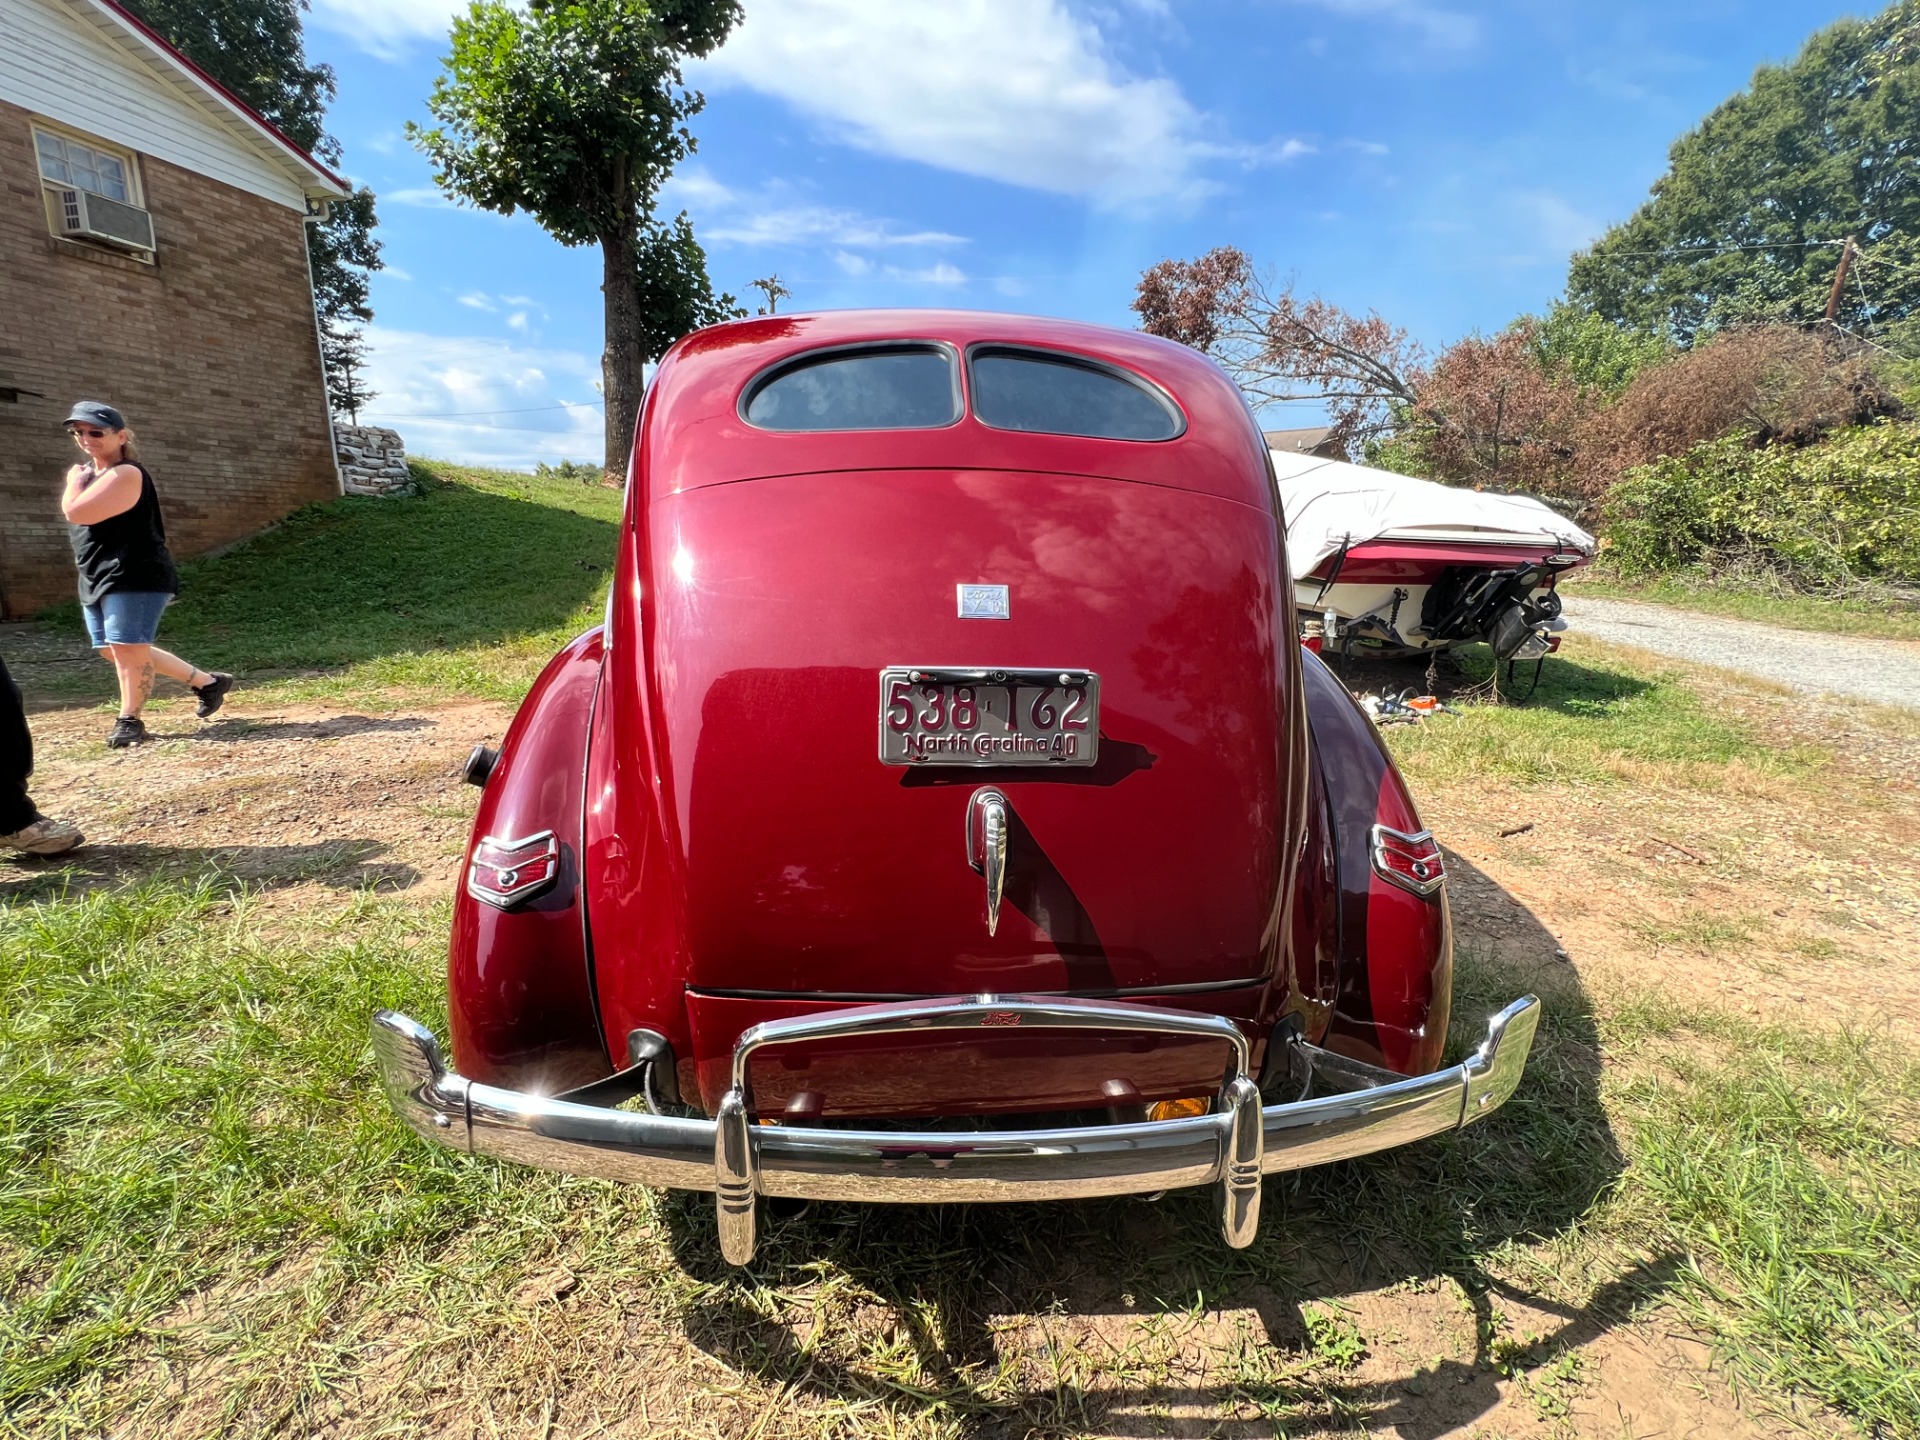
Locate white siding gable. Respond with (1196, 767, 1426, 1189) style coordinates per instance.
(0, 0, 323, 210)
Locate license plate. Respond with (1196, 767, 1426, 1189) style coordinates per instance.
(879, 667, 1099, 766)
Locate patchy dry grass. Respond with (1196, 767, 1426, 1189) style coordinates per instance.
(3, 863, 1914, 1437)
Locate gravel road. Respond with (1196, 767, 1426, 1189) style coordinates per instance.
(1559, 596, 1920, 711)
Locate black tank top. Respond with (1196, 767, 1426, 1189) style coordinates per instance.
(67, 461, 179, 606)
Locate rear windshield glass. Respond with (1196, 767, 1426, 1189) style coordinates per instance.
(969, 349, 1182, 441)
(743, 346, 959, 431)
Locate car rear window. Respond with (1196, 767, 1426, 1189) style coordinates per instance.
(743, 346, 960, 431)
(969, 348, 1183, 441)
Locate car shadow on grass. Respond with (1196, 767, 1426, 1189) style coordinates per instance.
(0, 839, 420, 903)
(655, 854, 1648, 1437)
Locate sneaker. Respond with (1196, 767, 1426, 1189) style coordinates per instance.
(107, 715, 149, 748)
(192, 672, 234, 719)
(2, 815, 84, 856)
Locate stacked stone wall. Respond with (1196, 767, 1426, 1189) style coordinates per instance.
(0, 99, 340, 618)
(335, 425, 411, 496)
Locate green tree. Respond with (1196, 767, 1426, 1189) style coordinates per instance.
(120, 0, 382, 414)
(1529, 301, 1671, 397)
(1568, 1, 1920, 343)
(411, 0, 743, 476)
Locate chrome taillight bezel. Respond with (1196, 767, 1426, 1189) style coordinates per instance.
(1369, 824, 1445, 897)
(466, 829, 560, 910)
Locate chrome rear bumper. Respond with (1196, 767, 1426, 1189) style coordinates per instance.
(372, 993, 1540, 1266)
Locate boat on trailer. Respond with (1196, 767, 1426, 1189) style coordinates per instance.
(1271, 448, 1596, 662)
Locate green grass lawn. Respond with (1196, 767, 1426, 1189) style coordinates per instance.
(1376, 638, 1828, 791)
(31, 459, 622, 706)
(1567, 569, 1920, 644)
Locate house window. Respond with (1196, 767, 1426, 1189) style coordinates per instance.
(34, 128, 135, 203)
(33, 124, 153, 259)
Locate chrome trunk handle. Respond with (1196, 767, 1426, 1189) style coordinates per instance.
(966, 786, 1009, 936)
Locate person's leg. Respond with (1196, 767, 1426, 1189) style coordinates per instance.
(143, 648, 214, 688)
(0, 653, 38, 834)
(0, 653, 83, 852)
(106, 643, 156, 718)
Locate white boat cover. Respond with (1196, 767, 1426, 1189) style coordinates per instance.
(1270, 448, 1596, 579)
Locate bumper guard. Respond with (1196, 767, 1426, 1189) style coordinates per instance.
(372, 993, 1540, 1266)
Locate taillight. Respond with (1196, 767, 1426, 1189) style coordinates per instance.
(466, 830, 560, 910)
(1302, 634, 1324, 654)
(1370, 825, 1444, 896)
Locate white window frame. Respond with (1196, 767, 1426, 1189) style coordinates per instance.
(31, 122, 144, 207)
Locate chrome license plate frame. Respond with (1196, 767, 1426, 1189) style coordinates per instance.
(878, 667, 1100, 767)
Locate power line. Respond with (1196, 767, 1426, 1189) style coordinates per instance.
(1586, 239, 1846, 259)
(375, 417, 606, 434)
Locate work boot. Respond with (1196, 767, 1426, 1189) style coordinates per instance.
(1, 815, 84, 856)
(107, 715, 149, 748)
(192, 672, 234, 719)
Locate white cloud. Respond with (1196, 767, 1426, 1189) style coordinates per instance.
(457, 292, 496, 312)
(1198, 136, 1316, 167)
(708, 206, 966, 250)
(834, 251, 874, 276)
(1279, 0, 1480, 52)
(889, 261, 967, 287)
(695, 0, 1295, 209)
(384, 187, 451, 209)
(1510, 189, 1602, 256)
(661, 171, 968, 252)
(351, 327, 604, 470)
(310, 0, 460, 59)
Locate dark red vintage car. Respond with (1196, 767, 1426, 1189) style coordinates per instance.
(373, 310, 1539, 1265)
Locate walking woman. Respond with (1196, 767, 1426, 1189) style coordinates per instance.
(60, 402, 232, 748)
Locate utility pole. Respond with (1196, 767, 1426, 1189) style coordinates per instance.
(749, 274, 791, 316)
(1824, 235, 1858, 325)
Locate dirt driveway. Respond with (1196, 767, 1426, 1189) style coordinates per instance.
(1559, 596, 1920, 711)
(5, 650, 1911, 1440)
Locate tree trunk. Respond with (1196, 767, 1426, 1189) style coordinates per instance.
(601, 225, 643, 481)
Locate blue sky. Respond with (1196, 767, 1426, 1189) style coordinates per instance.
(304, 0, 1868, 468)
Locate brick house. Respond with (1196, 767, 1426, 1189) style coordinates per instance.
(0, 0, 350, 618)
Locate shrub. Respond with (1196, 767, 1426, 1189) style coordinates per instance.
(533, 458, 605, 486)
(1604, 420, 1920, 584)
(1584, 327, 1900, 498)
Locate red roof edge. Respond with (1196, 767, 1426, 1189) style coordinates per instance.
(87, 0, 351, 197)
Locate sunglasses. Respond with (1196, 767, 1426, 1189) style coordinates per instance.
(69, 427, 109, 438)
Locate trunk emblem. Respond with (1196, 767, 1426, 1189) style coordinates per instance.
(957, 583, 1010, 619)
(966, 787, 1010, 935)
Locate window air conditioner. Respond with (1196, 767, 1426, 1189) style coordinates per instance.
(57, 188, 155, 253)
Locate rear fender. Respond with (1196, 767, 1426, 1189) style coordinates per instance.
(448, 627, 613, 1093)
(1295, 650, 1452, 1075)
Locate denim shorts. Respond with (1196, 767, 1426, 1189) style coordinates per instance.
(82, 591, 172, 648)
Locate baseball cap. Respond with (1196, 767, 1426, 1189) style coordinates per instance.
(63, 401, 125, 431)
